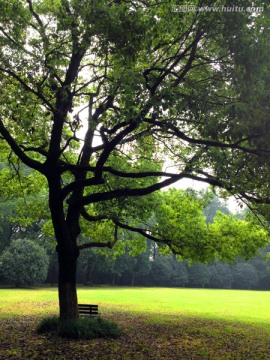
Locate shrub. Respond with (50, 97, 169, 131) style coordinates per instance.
(36, 316, 59, 334)
(36, 316, 122, 339)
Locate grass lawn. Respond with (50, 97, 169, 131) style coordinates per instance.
(78, 287, 270, 328)
(1, 287, 270, 359)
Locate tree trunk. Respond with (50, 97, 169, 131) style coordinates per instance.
(58, 246, 79, 322)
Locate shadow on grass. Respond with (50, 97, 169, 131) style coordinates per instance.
(1, 313, 270, 359)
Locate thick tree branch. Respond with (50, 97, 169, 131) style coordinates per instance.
(61, 177, 105, 199)
(0, 119, 44, 173)
(62, 168, 183, 199)
(20, 143, 49, 157)
(67, 177, 181, 206)
(61, 163, 230, 200)
(95, 120, 139, 179)
(69, 172, 224, 206)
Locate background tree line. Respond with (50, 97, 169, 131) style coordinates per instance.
(74, 246, 270, 290)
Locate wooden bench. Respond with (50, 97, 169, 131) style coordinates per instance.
(78, 304, 99, 317)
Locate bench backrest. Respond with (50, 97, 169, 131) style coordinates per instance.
(78, 304, 99, 316)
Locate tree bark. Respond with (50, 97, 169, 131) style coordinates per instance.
(46, 162, 81, 323)
(57, 245, 79, 322)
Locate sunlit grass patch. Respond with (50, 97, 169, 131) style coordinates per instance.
(0, 288, 58, 317)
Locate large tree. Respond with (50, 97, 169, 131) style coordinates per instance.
(0, 0, 269, 322)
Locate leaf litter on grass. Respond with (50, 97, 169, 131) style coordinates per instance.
(0, 313, 270, 359)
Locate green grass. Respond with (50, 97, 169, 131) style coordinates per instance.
(79, 287, 270, 329)
(0, 287, 58, 317)
(1, 287, 270, 329)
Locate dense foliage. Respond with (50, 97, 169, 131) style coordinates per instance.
(0, 239, 49, 286)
